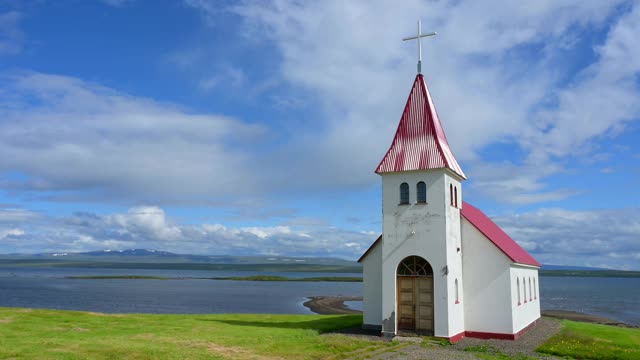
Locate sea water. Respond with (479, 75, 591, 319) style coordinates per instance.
(0, 268, 638, 326)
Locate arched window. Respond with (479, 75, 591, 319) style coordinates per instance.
(450, 184, 453, 206)
(400, 183, 409, 204)
(455, 278, 459, 304)
(397, 256, 433, 276)
(417, 181, 426, 203)
(534, 278, 537, 299)
(454, 186, 458, 208)
(517, 278, 521, 305)
(524, 278, 527, 303)
(529, 278, 532, 301)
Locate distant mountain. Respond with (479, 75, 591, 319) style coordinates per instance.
(1, 249, 360, 267)
(0, 249, 362, 273)
(75, 249, 178, 257)
(541, 264, 610, 271)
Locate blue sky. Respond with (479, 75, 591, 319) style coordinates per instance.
(0, 0, 639, 269)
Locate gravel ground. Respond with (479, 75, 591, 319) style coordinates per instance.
(452, 317, 562, 359)
(313, 297, 631, 359)
(332, 317, 562, 359)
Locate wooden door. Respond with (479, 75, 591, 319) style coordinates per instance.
(397, 277, 415, 330)
(415, 276, 434, 333)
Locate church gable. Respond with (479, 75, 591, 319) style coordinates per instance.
(357, 235, 381, 263)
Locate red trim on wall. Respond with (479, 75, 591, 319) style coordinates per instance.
(448, 331, 465, 343)
(444, 318, 539, 342)
(465, 331, 516, 340)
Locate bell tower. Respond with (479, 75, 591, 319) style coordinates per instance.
(375, 22, 466, 337)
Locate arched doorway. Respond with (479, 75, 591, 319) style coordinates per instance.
(396, 256, 434, 334)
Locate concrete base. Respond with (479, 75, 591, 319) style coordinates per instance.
(362, 324, 382, 331)
(381, 331, 396, 339)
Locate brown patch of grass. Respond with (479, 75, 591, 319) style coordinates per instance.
(85, 311, 124, 317)
(72, 327, 90, 332)
(0, 319, 13, 323)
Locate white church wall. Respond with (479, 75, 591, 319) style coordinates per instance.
(510, 265, 541, 333)
(362, 241, 383, 328)
(380, 170, 461, 337)
(444, 172, 465, 336)
(461, 219, 514, 334)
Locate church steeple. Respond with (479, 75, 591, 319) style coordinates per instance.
(375, 74, 466, 179)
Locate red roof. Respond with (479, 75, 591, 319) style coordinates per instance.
(461, 202, 541, 267)
(375, 74, 466, 179)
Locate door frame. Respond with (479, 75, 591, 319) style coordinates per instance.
(396, 255, 434, 334)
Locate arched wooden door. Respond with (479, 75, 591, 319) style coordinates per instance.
(396, 256, 434, 334)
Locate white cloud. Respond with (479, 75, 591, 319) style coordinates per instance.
(2, 203, 639, 269)
(0, 228, 24, 239)
(3, 2, 637, 207)
(0, 207, 39, 224)
(185, 0, 640, 204)
(198, 64, 246, 91)
(0, 206, 376, 258)
(495, 207, 640, 270)
(0, 72, 267, 205)
(107, 206, 183, 241)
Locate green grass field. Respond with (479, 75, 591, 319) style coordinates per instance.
(3, 307, 639, 360)
(0, 308, 383, 360)
(537, 320, 640, 360)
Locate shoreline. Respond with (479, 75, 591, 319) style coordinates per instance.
(303, 296, 363, 315)
(304, 296, 637, 328)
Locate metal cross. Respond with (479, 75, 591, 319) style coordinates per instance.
(402, 19, 436, 74)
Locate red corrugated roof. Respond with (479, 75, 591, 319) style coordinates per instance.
(461, 202, 541, 267)
(375, 74, 466, 178)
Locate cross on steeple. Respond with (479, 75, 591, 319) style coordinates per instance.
(402, 19, 436, 74)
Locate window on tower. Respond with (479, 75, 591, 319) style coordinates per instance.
(454, 186, 458, 208)
(417, 181, 427, 203)
(449, 184, 453, 206)
(400, 182, 410, 205)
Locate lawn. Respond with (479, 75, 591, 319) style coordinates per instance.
(0, 307, 383, 359)
(537, 320, 640, 360)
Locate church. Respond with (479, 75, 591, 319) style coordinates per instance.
(358, 24, 541, 342)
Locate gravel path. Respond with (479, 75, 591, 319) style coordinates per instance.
(332, 318, 562, 359)
(311, 296, 632, 359)
(452, 317, 562, 359)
